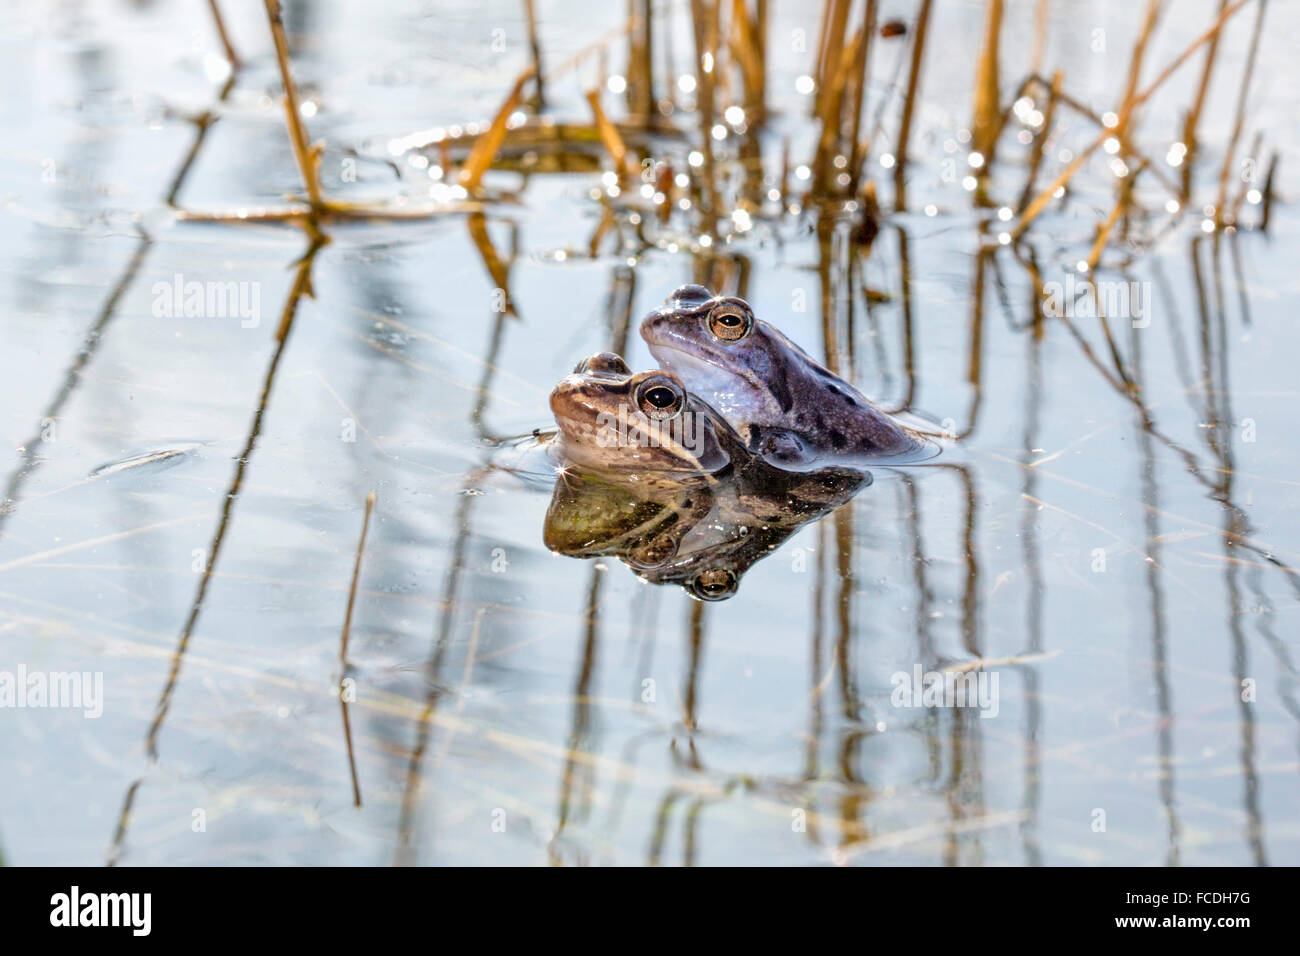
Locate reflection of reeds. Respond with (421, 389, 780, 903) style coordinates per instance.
(1215, 0, 1268, 227)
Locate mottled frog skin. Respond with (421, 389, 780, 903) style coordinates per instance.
(548, 351, 741, 477)
(640, 285, 927, 468)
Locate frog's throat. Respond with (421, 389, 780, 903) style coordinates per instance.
(649, 343, 773, 415)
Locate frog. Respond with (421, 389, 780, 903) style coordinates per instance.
(548, 351, 743, 478)
(639, 284, 932, 469)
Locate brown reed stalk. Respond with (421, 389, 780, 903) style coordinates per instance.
(338, 490, 375, 809)
(1215, 0, 1267, 226)
(1011, 0, 1252, 240)
(264, 0, 322, 207)
(846, 2, 877, 194)
(811, 26, 859, 196)
(1086, 159, 1146, 270)
(1229, 130, 1262, 223)
(339, 490, 375, 665)
(1015, 70, 1061, 213)
(523, 0, 546, 108)
(207, 0, 241, 67)
(1114, 0, 1163, 148)
(892, 0, 932, 207)
(1030, 0, 1050, 78)
(458, 66, 537, 191)
(585, 88, 639, 183)
(1258, 151, 1277, 230)
(690, 0, 721, 235)
(730, 0, 766, 124)
(813, 0, 852, 122)
(970, 0, 1004, 163)
(780, 134, 791, 202)
(626, 0, 655, 121)
(1180, 0, 1228, 198)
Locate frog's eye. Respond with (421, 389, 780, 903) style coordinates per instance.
(690, 568, 738, 601)
(706, 302, 752, 342)
(635, 375, 686, 421)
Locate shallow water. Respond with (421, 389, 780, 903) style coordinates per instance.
(1, 0, 1298, 865)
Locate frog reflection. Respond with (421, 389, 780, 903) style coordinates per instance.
(543, 455, 869, 600)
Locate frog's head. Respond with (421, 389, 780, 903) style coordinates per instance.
(549, 352, 729, 475)
(639, 285, 798, 423)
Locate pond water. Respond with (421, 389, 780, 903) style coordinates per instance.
(1, 0, 1297, 865)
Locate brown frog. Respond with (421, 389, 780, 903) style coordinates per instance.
(548, 351, 743, 478)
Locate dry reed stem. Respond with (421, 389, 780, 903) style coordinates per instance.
(207, 0, 241, 67)
(459, 66, 538, 191)
(1086, 159, 1146, 270)
(1030, 0, 1050, 77)
(1215, 0, 1267, 226)
(1010, 0, 1253, 240)
(970, 0, 1004, 162)
(845, 2, 876, 193)
(523, 0, 546, 107)
(1181, 0, 1229, 195)
(585, 89, 639, 183)
(1229, 130, 1263, 223)
(813, 0, 851, 122)
(730, 0, 765, 123)
(626, 0, 654, 120)
(338, 490, 375, 808)
(1016, 69, 1061, 214)
(1259, 151, 1277, 230)
(339, 491, 376, 664)
(892, 0, 932, 206)
(264, 0, 322, 207)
